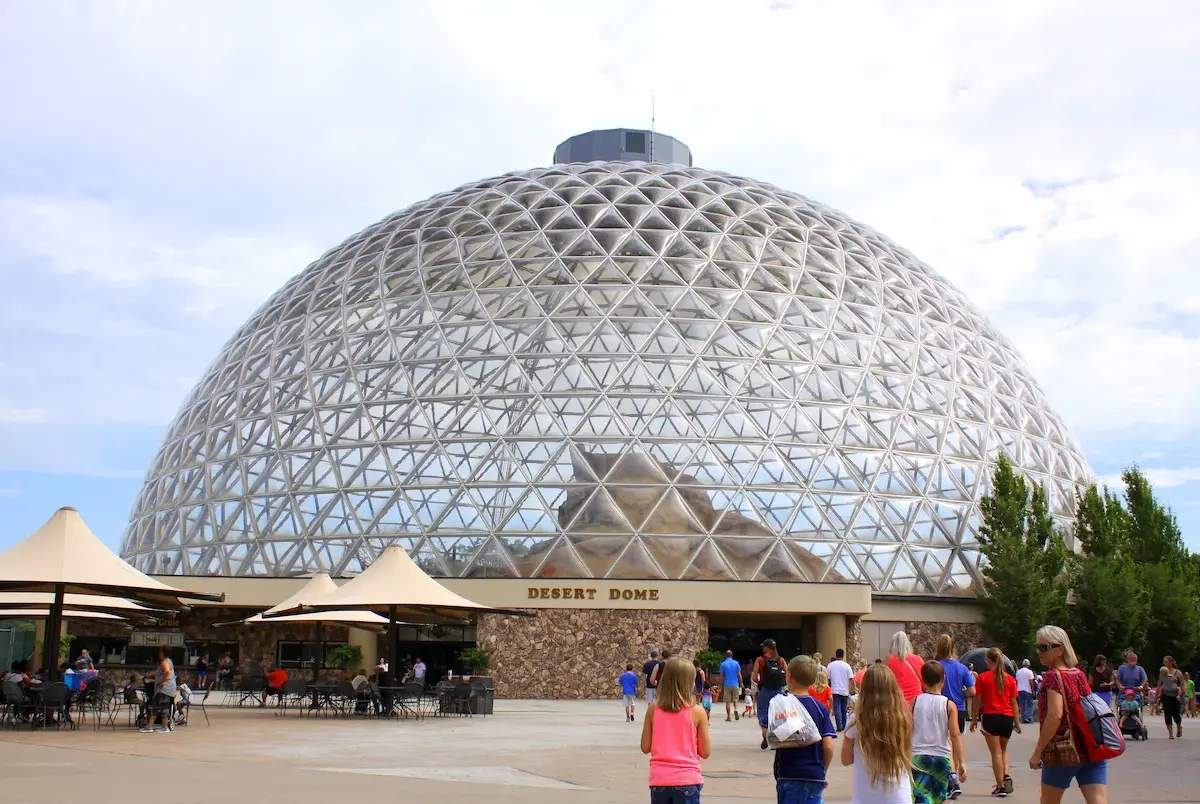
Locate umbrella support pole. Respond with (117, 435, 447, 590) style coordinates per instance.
(388, 606, 398, 681)
(313, 623, 323, 682)
(43, 583, 65, 681)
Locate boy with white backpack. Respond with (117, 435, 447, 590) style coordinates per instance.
(767, 657, 836, 803)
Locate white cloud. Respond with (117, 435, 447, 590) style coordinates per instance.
(0, 407, 46, 424)
(0, 0, 1197, 472)
(1098, 467, 1200, 491)
(0, 196, 317, 308)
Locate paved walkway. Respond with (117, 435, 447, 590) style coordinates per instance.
(0, 701, 1197, 802)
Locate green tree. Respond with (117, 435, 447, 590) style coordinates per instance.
(977, 456, 1069, 661)
(1067, 553, 1150, 662)
(1140, 563, 1200, 664)
(1067, 472, 1198, 667)
(1072, 485, 1128, 560)
(1123, 467, 1187, 568)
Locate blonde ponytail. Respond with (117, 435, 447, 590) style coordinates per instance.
(986, 647, 1006, 696)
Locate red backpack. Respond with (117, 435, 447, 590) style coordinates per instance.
(1053, 668, 1125, 762)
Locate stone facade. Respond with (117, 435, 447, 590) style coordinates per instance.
(477, 609, 708, 699)
(845, 615, 863, 665)
(906, 620, 986, 659)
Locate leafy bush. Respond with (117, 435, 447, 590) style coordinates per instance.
(697, 648, 724, 674)
(327, 644, 363, 671)
(458, 647, 491, 674)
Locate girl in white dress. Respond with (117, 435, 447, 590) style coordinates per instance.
(841, 663, 913, 803)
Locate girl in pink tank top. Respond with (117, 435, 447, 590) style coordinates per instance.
(640, 657, 711, 802)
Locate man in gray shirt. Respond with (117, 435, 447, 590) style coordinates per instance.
(1116, 652, 1148, 694)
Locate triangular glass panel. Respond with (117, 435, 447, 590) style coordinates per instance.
(753, 541, 808, 581)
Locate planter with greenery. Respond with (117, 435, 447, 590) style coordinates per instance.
(696, 647, 725, 693)
(458, 647, 491, 676)
(327, 644, 363, 672)
(58, 634, 77, 664)
(696, 648, 723, 675)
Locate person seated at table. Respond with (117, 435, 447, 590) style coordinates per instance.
(351, 668, 369, 692)
(216, 653, 235, 689)
(174, 682, 192, 724)
(262, 666, 288, 706)
(5, 661, 35, 688)
(122, 673, 143, 696)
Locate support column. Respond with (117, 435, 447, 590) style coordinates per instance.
(815, 613, 847, 664)
(43, 584, 65, 680)
(845, 615, 863, 666)
(346, 627, 375, 673)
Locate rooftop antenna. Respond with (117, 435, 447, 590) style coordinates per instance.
(650, 95, 656, 162)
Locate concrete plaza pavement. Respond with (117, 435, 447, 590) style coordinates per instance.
(0, 700, 1197, 803)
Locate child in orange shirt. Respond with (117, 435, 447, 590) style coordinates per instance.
(812, 670, 834, 711)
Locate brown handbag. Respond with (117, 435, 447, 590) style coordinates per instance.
(1042, 729, 1081, 767)
(1041, 668, 1082, 767)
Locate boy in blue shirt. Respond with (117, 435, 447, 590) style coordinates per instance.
(619, 664, 640, 722)
(773, 657, 836, 803)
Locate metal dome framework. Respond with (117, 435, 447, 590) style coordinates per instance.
(122, 162, 1090, 593)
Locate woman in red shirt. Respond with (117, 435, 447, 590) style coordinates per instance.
(971, 647, 1022, 797)
(886, 631, 925, 703)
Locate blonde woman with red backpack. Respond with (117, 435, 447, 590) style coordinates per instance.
(1029, 625, 1109, 804)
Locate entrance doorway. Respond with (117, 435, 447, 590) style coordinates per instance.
(390, 623, 478, 683)
(707, 614, 816, 669)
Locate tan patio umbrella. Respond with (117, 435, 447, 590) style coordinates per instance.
(0, 507, 224, 677)
(0, 609, 127, 620)
(217, 573, 388, 680)
(262, 545, 527, 675)
(0, 592, 165, 618)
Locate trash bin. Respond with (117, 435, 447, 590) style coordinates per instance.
(469, 677, 494, 715)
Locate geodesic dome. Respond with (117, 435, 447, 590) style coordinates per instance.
(121, 161, 1090, 593)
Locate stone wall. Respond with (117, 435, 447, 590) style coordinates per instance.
(845, 615, 863, 665)
(906, 620, 986, 659)
(477, 609, 708, 699)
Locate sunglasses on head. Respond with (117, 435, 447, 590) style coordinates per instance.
(1035, 643, 1060, 652)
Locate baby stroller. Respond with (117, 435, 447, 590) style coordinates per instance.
(1118, 689, 1148, 741)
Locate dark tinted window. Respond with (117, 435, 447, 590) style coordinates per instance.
(624, 131, 647, 153)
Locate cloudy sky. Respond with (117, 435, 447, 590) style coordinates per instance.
(1, 0, 1197, 552)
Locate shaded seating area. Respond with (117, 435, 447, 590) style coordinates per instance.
(0, 509, 510, 735)
(0, 508, 223, 734)
(262, 545, 527, 693)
